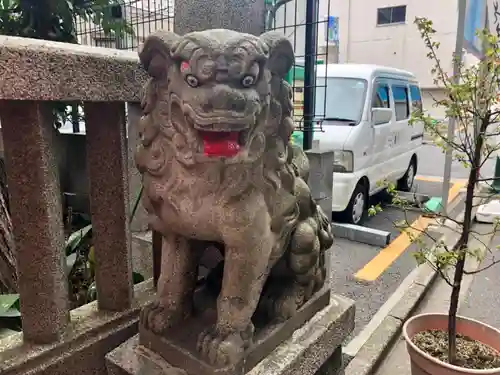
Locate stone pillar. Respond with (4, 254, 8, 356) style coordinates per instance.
(0, 101, 69, 343)
(85, 102, 133, 311)
(306, 149, 334, 216)
(174, 0, 266, 35)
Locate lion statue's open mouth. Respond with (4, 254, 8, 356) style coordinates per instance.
(182, 102, 253, 157)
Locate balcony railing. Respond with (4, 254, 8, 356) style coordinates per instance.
(0, 35, 155, 375)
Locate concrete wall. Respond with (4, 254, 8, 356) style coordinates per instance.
(422, 88, 448, 120)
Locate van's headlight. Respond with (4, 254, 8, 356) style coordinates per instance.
(333, 150, 354, 173)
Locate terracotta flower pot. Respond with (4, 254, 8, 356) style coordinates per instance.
(403, 313, 500, 374)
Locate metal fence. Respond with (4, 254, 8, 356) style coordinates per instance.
(75, 0, 338, 149)
(266, 0, 337, 148)
(75, 0, 174, 51)
(71, 1, 174, 134)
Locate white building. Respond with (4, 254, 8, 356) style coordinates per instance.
(328, 0, 480, 118)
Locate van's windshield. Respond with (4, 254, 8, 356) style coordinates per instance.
(314, 77, 368, 125)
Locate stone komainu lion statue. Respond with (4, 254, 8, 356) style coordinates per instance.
(135, 29, 334, 365)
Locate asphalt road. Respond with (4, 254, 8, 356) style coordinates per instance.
(333, 143, 474, 343)
(418, 140, 497, 180)
(331, 179, 447, 341)
(460, 232, 500, 329)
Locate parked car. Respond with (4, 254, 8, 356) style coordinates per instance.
(313, 64, 424, 225)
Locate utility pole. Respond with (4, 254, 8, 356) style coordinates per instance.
(441, 0, 467, 214)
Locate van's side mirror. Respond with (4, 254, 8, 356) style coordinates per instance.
(371, 108, 393, 125)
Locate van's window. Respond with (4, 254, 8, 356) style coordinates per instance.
(314, 78, 368, 124)
(372, 84, 390, 108)
(409, 85, 423, 111)
(392, 85, 410, 121)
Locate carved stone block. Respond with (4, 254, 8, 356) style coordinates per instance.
(126, 27, 337, 374)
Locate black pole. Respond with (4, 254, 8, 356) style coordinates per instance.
(302, 0, 317, 150)
(152, 231, 162, 289)
(71, 104, 80, 133)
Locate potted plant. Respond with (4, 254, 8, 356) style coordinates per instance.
(377, 17, 500, 374)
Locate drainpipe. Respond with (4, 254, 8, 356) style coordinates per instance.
(346, 0, 351, 62)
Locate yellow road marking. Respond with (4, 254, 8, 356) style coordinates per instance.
(353, 181, 465, 282)
(416, 175, 467, 184)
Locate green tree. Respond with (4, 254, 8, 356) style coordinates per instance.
(371, 18, 500, 369)
(0, 0, 131, 42)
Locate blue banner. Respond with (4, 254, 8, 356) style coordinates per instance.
(464, 0, 487, 57)
(326, 16, 339, 44)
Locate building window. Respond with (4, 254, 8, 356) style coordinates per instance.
(372, 83, 390, 108)
(392, 85, 410, 121)
(377, 6, 407, 25)
(409, 85, 423, 111)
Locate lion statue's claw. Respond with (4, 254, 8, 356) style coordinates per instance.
(196, 324, 253, 366)
(140, 301, 179, 335)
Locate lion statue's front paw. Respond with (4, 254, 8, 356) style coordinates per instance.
(196, 324, 254, 366)
(140, 301, 179, 335)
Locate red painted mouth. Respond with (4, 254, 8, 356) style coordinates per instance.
(199, 131, 241, 157)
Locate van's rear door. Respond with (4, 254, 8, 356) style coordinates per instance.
(408, 84, 425, 144)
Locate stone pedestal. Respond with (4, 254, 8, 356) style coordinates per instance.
(106, 295, 354, 375)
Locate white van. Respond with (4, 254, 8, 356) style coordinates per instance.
(312, 64, 424, 225)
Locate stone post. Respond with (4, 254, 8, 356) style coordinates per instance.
(306, 149, 334, 216)
(85, 102, 133, 311)
(0, 101, 69, 343)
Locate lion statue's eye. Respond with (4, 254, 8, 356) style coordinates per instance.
(185, 74, 200, 88)
(241, 75, 256, 87)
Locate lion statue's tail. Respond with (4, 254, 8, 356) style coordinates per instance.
(288, 143, 334, 294)
(254, 143, 334, 322)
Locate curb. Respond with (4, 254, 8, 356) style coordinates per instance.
(342, 248, 439, 375)
(342, 190, 469, 375)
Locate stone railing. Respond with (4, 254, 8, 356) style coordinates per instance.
(0, 35, 156, 375)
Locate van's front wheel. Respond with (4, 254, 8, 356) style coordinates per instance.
(398, 159, 417, 192)
(340, 183, 367, 225)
